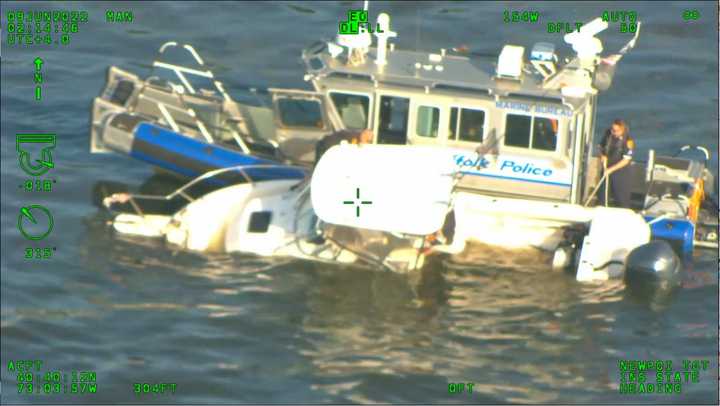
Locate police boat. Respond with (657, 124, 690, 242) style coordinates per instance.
(299, 12, 717, 284)
(90, 10, 718, 285)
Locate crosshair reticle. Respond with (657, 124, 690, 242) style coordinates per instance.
(343, 187, 372, 218)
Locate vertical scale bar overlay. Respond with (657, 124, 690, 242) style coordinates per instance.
(34, 57, 44, 101)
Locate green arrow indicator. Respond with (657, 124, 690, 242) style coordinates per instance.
(34, 57, 43, 71)
(18, 205, 54, 241)
(38, 159, 53, 168)
(20, 206, 36, 223)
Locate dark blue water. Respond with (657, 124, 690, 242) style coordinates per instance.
(2, 1, 718, 403)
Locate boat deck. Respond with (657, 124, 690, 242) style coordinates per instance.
(309, 46, 567, 101)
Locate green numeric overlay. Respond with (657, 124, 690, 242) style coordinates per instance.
(134, 383, 177, 394)
(682, 10, 699, 21)
(22, 179, 55, 192)
(106, 10, 134, 23)
(24, 247, 55, 259)
(339, 9, 368, 34)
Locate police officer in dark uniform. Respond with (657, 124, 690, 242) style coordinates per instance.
(598, 118, 635, 208)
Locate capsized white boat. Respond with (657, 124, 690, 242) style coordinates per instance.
(101, 163, 430, 274)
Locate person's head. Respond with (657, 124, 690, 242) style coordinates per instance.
(537, 120, 546, 133)
(610, 119, 628, 138)
(356, 129, 373, 144)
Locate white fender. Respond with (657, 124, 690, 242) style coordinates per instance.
(576, 207, 651, 282)
(311, 144, 457, 236)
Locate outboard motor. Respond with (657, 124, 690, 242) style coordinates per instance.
(624, 240, 682, 299)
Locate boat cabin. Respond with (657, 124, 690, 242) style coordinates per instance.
(273, 18, 611, 206)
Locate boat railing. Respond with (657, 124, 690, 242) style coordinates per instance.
(153, 42, 231, 100)
(134, 79, 254, 155)
(135, 92, 212, 141)
(105, 164, 307, 215)
(131, 41, 253, 153)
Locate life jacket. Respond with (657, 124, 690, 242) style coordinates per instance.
(600, 130, 635, 167)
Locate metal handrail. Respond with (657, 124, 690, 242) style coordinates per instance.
(128, 164, 307, 204)
(139, 81, 254, 153)
(137, 87, 215, 143)
(144, 43, 252, 152)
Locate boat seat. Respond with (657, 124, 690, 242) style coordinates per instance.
(238, 105, 278, 143)
(220, 117, 279, 159)
(652, 158, 704, 184)
(339, 103, 367, 129)
(654, 156, 691, 171)
(109, 80, 135, 107)
(647, 181, 691, 198)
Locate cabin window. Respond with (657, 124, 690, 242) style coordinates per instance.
(505, 113, 558, 152)
(277, 98, 325, 129)
(377, 95, 410, 144)
(505, 114, 532, 147)
(329, 92, 370, 129)
(532, 117, 558, 151)
(416, 105, 440, 138)
(248, 211, 272, 233)
(449, 107, 485, 143)
(309, 57, 325, 71)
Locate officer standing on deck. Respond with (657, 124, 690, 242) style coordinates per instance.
(598, 119, 635, 208)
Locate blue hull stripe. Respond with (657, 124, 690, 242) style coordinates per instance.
(130, 123, 305, 183)
(134, 123, 271, 167)
(459, 171, 571, 187)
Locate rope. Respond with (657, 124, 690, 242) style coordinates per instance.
(323, 234, 392, 272)
(583, 171, 609, 207)
(603, 160, 610, 207)
(593, 260, 625, 271)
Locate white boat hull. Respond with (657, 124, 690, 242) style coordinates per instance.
(106, 177, 427, 273)
(453, 192, 592, 250)
(452, 192, 651, 281)
(106, 146, 653, 282)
